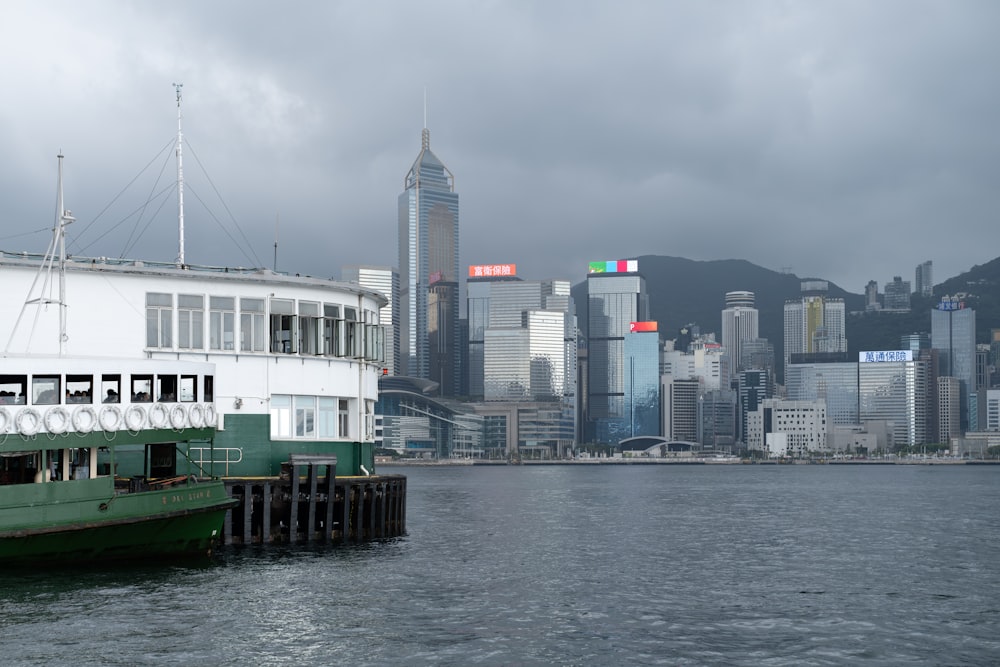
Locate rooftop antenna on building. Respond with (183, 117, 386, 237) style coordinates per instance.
(273, 213, 279, 272)
(422, 85, 429, 150)
(174, 82, 185, 267)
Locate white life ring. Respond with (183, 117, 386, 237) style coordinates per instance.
(124, 405, 146, 431)
(169, 404, 187, 429)
(148, 403, 169, 429)
(44, 406, 70, 434)
(204, 404, 218, 428)
(99, 405, 122, 431)
(188, 403, 205, 428)
(16, 408, 41, 436)
(72, 405, 98, 434)
(0, 406, 10, 433)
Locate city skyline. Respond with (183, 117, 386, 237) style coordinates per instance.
(1, 3, 998, 295)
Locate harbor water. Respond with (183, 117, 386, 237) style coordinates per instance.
(2, 464, 999, 665)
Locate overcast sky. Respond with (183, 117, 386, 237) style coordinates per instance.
(1, 1, 997, 294)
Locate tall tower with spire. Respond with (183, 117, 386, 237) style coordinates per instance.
(398, 124, 460, 395)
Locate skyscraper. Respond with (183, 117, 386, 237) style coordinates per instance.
(883, 276, 911, 312)
(721, 290, 759, 379)
(858, 350, 930, 449)
(342, 265, 399, 376)
(585, 259, 648, 444)
(931, 297, 977, 432)
(783, 280, 847, 383)
(398, 126, 460, 395)
(915, 260, 933, 297)
(624, 324, 661, 439)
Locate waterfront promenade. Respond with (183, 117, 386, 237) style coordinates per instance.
(380, 457, 1000, 466)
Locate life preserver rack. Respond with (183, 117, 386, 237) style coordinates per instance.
(2, 402, 217, 436)
(0, 358, 218, 437)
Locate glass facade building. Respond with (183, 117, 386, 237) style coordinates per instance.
(931, 302, 976, 432)
(398, 127, 460, 395)
(785, 361, 859, 426)
(783, 281, 847, 383)
(858, 351, 929, 449)
(586, 271, 648, 443)
(623, 330, 661, 439)
(467, 277, 577, 456)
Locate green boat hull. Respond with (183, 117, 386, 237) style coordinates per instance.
(0, 477, 237, 564)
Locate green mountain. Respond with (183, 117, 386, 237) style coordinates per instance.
(572, 255, 1000, 383)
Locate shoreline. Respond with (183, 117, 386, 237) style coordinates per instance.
(378, 458, 1000, 467)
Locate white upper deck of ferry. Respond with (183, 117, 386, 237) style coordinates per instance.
(0, 254, 388, 444)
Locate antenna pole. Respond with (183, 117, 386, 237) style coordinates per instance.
(174, 83, 185, 266)
(57, 154, 75, 355)
(274, 213, 279, 272)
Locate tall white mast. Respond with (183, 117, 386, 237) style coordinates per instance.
(174, 82, 185, 266)
(56, 153, 75, 355)
(4, 154, 75, 356)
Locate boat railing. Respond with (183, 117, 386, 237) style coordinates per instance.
(188, 446, 243, 477)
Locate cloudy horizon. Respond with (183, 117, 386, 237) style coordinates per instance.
(1, 1, 997, 293)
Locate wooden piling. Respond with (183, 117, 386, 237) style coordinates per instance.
(221, 469, 406, 545)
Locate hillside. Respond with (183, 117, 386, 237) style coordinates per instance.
(572, 255, 1000, 383)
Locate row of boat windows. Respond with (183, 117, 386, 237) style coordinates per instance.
(0, 373, 214, 407)
(145, 293, 384, 361)
(268, 395, 375, 441)
(0, 448, 93, 485)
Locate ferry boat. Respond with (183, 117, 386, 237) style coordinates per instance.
(0, 155, 237, 562)
(0, 356, 238, 563)
(2, 94, 387, 482)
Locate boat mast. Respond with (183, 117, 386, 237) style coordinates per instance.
(174, 82, 185, 266)
(3, 154, 74, 356)
(56, 154, 75, 355)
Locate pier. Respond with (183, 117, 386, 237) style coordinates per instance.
(220, 456, 406, 544)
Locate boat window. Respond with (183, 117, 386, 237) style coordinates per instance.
(210, 296, 236, 351)
(101, 374, 121, 403)
(180, 375, 197, 402)
(0, 375, 27, 405)
(71, 448, 92, 480)
(324, 316, 345, 356)
(204, 375, 214, 402)
(338, 399, 350, 438)
(318, 397, 337, 438)
(157, 375, 178, 402)
(146, 292, 174, 348)
(66, 374, 94, 404)
(299, 301, 322, 355)
(178, 294, 205, 350)
(131, 375, 153, 402)
(269, 394, 291, 438)
(269, 298, 296, 353)
(324, 304, 341, 319)
(346, 320, 361, 358)
(294, 396, 316, 438)
(270, 315, 295, 353)
(240, 298, 265, 352)
(32, 375, 61, 405)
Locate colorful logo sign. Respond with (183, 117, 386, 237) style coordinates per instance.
(588, 259, 638, 274)
(468, 264, 516, 278)
(629, 321, 658, 332)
